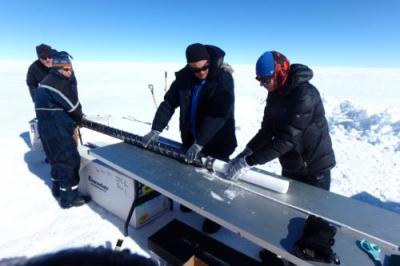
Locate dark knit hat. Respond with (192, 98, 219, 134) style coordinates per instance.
(36, 44, 54, 59)
(185, 43, 210, 63)
(52, 51, 72, 68)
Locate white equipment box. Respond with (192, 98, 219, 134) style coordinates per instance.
(79, 148, 170, 228)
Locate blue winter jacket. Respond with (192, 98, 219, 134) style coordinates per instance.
(35, 69, 82, 129)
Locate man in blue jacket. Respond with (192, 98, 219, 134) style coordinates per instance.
(35, 51, 88, 208)
(142, 43, 237, 233)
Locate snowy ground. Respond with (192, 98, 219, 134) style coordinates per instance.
(0, 61, 399, 260)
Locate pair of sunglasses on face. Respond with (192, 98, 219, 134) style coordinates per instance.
(255, 76, 273, 85)
(61, 67, 72, 72)
(40, 56, 52, 60)
(189, 64, 209, 73)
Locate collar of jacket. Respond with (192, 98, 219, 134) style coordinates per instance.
(35, 59, 50, 71)
(41, 71, 71, 90)
(277, 64, 313, 96)
(49, 68, 72, 81)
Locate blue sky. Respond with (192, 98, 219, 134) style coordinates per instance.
(0, 0, 399, 67)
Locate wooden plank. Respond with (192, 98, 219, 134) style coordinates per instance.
(90, 142, 400, 265)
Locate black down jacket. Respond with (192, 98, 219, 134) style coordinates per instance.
(26, 60, 50, 102)
(151, 45, 237, 160)
(246, 64, 335, 179)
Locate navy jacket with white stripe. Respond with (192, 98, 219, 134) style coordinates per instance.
(35, 69, 83, 127)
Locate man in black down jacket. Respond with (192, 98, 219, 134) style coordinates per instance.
(142, 43, 237, 233)
(26, 44, 56, 102)
(225, 51, 335, 190)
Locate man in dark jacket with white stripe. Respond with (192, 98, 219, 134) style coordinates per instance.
(142, 43, 237, 233)
(35, 51, 88, 208)
(225, 51, 335, 190)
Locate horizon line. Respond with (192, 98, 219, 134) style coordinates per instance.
(1, 59, 400, 70)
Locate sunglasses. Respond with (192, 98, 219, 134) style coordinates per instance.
(62, 68, 72, 72)
(256, 76, 273, 85)
(40, 56, 52, 60)
(189, 64, 209, 73)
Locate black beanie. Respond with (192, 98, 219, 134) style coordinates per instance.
(185, 43, 210, 63)
(36, 44, 54, 59)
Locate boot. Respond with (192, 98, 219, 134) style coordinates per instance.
(51, 181, 60, 198)
(202, 219, 221, 234)
(59, 187, 90, 209)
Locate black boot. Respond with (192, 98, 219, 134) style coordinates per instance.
(202, 219, 221, 234)
(51, 181, 60, 198)
(59, 187, 90, 209)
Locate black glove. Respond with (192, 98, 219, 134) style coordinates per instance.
(142, 130, 160, 148)
(77, 114, 87, 127)
(185, 143, 202, 163)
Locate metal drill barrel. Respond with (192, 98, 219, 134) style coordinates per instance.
(80, 119, 204, 168)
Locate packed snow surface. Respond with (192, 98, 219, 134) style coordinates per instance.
(0, 61, 399, 260)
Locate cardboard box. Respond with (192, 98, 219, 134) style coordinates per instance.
(183, 256, 208, 266)
(79, 150, 170, 228)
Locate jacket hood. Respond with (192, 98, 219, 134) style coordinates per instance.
(288, 64, 313, 85)
(279, 64, 313, 95)
(205, 45, 226, 79)
(205, 45, 225, 68)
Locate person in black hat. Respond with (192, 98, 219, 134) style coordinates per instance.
(26, 44, 57, 102)
(35, 51, 89, 209)
(142, 43, 237, 234)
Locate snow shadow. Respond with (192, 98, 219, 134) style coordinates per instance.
(351, 192, 400, 214)
(20, 131, 32, 149)
(20, 132, 53, 192)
